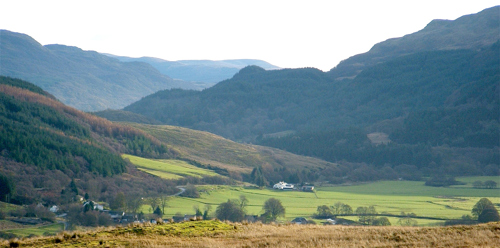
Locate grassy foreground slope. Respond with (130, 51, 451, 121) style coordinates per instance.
(3, 220, 499, 248)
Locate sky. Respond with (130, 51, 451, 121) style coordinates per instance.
(1, 0, 498, 71)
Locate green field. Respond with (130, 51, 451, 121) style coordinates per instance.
(147, 178, 499, 226)
(123, 154, 221, 179)
(0, 202, 22, 212)
(453, 176, 500, 188)
(3, 223, 64, 237)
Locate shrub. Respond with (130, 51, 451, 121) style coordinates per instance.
(183, 184, 200, 198)
(215, 199, 245, 222)
(483, 180, 497, 189)
(478, 206, 500, 223)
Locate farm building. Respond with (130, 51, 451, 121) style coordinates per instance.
(302, 185, 315, 192)
(273, 181, 294, 190)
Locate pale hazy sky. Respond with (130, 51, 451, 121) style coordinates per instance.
(1, 0, 498, 71)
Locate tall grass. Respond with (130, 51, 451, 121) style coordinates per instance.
(3, 220, 499, 248)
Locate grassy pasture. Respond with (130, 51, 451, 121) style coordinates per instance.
(0, 202, 22, 212)
(453, 176, 500, 188)
(2, 223, 64, 237)
(122, 154, 220, 179)
(153, 178, 499, 226)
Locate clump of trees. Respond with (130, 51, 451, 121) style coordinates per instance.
(215, 198, 246, 222)
(425, 177, 465, 187)
(472, 180, 497, 189)
(446, 198, 500, 225)
(183, 184, 200, 198)
(313, 203, 391, 226)
(0, 173, 14, 203)
(215, 196, 285, 223)
(66, 203, 113, 228)
(314, 202, 353, 219)
(472, 198, 500, 223)
(355, 206, 378, 225)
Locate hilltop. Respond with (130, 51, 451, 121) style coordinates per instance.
(328, 6, 500, 79)
(0, 30, 200, 111)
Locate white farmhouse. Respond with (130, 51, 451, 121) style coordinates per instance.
(273, 181, 294, 190)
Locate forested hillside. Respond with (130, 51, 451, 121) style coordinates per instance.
(0, 76, 179, 205)
(0, 30, 200, 111)
(123, 44, 499, 142)
(114, 7, 500, 183)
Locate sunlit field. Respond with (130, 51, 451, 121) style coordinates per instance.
(2, 223, 64, 238)
(123, 154, 220, 179)
(148, 178, 499, 226)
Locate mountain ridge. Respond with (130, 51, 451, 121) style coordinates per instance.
(328, 6, 500, 78)
(0, 30, 202, 111)
(106, 54, 280, 85)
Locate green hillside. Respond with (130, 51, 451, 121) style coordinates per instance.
(125, 123, 337, 184)
(122, 154, 221, 179)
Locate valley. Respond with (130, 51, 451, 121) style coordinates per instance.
(136, 178, 500, 225)
(0, 5, 499, 247)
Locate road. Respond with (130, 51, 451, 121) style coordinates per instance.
(173, 186, 186, 196)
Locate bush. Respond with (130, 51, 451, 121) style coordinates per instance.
(97, 212, 113, 226)
(483, 180, 497, 189)
(182, 184, 200, 198)
(215, 199, 245, 222)
(372, 217, 391, 226)
(472, 198, 496, 218)
(313, 205, 333, 219)
(478, 206, 500, 223)
(0, 231, 17, 240)
(472, 181, 484, 188)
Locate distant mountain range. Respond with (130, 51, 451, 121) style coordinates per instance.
(0, 30, 197, 111)
(106, 54, 280, 85)
(0, 30, 278, 112)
